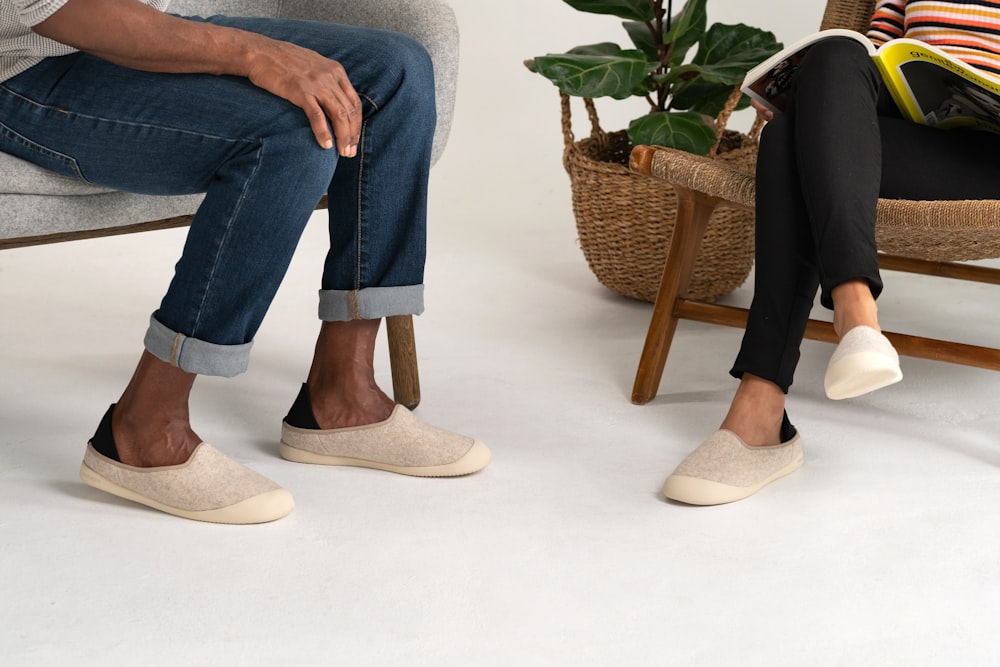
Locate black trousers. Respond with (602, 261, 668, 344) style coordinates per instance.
(731, 38, 1000, 393)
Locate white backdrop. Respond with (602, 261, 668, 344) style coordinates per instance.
(435, 0, 827, 228)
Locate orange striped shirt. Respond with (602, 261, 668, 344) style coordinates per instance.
(868, 0, 1000, 75)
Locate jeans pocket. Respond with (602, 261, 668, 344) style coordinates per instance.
(0, 121, 88, 181)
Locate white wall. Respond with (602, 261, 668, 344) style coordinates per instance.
(432, 1, 827, 228)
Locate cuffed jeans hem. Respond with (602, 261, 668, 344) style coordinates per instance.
(318, 285, 425, 321)
(143, 315, 253, 378)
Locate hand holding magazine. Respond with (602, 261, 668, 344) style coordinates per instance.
(742, 28, 1000, 132)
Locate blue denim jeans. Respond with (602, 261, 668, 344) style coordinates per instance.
(0, 16, 434, 377)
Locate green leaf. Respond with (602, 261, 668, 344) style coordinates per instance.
(561, 0, 654, 21)
(652, 62, 702, 88)
(623, 20, 657, 60)
(566, 42, 627, 57)
(671, 80, 745, 116)
(627, 111, 718, 155)
(528, 47, 657, 99)
(664, 0, 708, 67)
(692, 23, 782, 73)
(665, 23, 782, 113)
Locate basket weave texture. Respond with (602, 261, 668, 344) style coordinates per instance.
(561, 93, 759, 303)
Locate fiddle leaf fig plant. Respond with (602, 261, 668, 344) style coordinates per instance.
(525, 0, 782, 155)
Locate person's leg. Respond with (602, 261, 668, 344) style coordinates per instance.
(306, 320, 394, 429)
(189, 16, 436, 430)
(730, 39, 894, 415)
(249, 23, 490, 475)
(791, 38, 887, 315)
(0, 25, 358, 482)
(662, 40, 887, 504)
(724, 109, 821, 446)
(309, 24, 434, 429)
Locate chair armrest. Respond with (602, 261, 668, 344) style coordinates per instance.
(630, 145, 756, 210)
(278, 0, 459, 165)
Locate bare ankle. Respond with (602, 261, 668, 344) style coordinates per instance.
(307, 319, 394, 429)
(721, 375, 786, 447)
(306, 380, 393, 430)
(831, 280, 880, 338)
(111, 406, 200, 467)
(111, 351, 200, 467)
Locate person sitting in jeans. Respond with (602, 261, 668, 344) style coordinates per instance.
(1, 0, 490, 523)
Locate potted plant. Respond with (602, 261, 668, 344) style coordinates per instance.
(525, 0, 781, 155)
(524, 0, 783, 303)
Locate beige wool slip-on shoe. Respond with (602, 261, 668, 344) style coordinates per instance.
(80, 443, 295, 524)
(824, 325, 902, 400)
(662, 429, 803, 506)
(280, 405, 491, 477)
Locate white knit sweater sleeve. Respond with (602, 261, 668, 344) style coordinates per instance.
(12, 0, 70, 27)
(0, 0, 171, 82)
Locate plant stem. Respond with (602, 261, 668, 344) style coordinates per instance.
(653, 0, 668, 112)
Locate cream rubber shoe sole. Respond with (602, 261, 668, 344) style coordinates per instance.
(663, 429, 803, 505)
(280, 405, 491, 477)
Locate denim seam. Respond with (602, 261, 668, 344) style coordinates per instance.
(0, 84, 250, 144)
(0, 120, 86, 180)
(355, 92, 378, 291)
(189, 138, 265, 335)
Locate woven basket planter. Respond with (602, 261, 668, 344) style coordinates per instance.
(561, 94, 758, 303)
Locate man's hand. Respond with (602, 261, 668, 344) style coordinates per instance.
(32, 0, 360, 154)
(244, 38, 361, 156)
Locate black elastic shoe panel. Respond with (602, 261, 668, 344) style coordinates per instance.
(780, 410, 797, 444)
(90, 404, 121, 462)
(284, 383, 321, 430)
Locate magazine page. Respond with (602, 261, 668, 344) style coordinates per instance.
(876, 38, 1000, 131)
(741, 29, 874, 114)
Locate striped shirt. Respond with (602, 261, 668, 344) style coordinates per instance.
(0, 0, 170, 82)
(868, 0, 1000, 75)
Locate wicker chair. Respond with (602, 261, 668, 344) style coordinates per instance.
(629, 0, 1000, 404)
(0, 0, 461, 410)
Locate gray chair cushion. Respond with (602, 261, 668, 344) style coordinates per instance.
(0, 0, 458, 241)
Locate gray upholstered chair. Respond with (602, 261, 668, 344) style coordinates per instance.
(0, 0, 460, 409)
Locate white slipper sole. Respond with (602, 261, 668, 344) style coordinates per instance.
(824, 326, 902, 400)
(280, 439, 491, 477)
(824, 350, 903, 400)
(80, 443, 294, 524)
(663, 450, 804, 505)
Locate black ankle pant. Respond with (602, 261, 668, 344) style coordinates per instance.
(731, 37, 1000, 393)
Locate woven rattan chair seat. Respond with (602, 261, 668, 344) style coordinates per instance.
(639, 146, 1000, 262)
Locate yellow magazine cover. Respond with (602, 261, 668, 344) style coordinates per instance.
(876, 38, 1000, 131)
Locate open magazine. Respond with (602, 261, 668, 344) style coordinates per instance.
(742, 28, 1000, 132)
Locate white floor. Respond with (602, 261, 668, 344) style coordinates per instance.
(5, 3, 1000, 665)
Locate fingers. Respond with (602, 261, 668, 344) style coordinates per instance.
(245, 39, 363, 156)
(750, 99, 774, 122)
(316, 77, 362, 157)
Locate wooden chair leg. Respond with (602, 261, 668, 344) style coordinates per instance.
(632, 186, 721, 404)
(386, 314, 421, 409)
